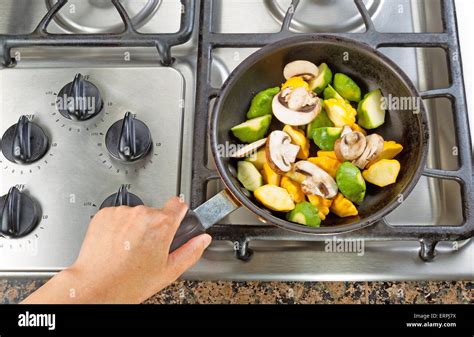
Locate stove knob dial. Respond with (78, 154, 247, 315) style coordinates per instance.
(100, 185, 144, 209)
(1, 116, 49, 164)
(57, 73, 103, 121)
(0, 187, 40, 239)
(105, 112, 152, 162)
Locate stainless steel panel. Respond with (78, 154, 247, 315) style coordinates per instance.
(185, 239, 473, 281)
(0, 67, 184, 270)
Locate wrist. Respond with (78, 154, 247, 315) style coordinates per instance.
(59, 264, 112, 303)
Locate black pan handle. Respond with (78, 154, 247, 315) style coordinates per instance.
(169, 191, 241, 253)
(169, 210, 206, 253)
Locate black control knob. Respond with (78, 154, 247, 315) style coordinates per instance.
(1, 116, 49, 164)
(100, 185, 144, 209)
(105, 112, 152, 162)
(57, 73, 103, 121)
(0, 187, 40, 238)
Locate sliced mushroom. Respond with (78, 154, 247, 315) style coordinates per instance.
(272, 87, 321, 126)
(283, 60, 319, 81)
(340, 125, 353, 137)
(334, 128, 367, 161)
(293, 161, 338, 199)
(265, 131, 300, 174)
(286, 87, 314, 110)
(352, 134, 384, 169)
(230, 138, 267, 158)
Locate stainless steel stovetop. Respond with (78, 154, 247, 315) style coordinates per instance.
(0, 0, 472, 280)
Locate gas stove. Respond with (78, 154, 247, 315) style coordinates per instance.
(0, 0, 472, 280)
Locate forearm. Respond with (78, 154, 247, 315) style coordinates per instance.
(21, 267, 107, 304)
(21, 265, 169, 304)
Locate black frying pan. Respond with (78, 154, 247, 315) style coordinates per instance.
(169, 34, 429, 252)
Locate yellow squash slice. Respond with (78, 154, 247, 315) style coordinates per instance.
(316, 150, 337, 159)
(307, 195, 333, 220)
(308, 156, 341, 178)
(283, 125, 310, 159)
(254, 185, 295, 212)
(280, 176, 305, 203)
(330, 193, 358, 217)
(324, 98, 357, 127)
(362, 159, 400, 187)
(244, 148, 267, 170)
(262, 162, 281, 186)
(281, 76, 310, 91)
(368, 141, 403, 167)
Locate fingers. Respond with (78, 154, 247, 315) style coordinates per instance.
(147, 197, 190, 249)
(161, 197, 189, 229)
(147, 196, 188, 230)
(166, 234, 212, 281)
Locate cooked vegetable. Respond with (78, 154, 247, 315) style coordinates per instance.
(307, 195, 333, 220)
(254, 185, 295, 212)
(336, 162, 366, 204)
(333, 73, 362, 102)
(282, 76, 309, 91)
(244, 147, 267, 170)
(330, 193, 358, 217)
(362, 159, 400, 187)
(334, 128, 366, 162)
(312, 127, 342, 151)
(266, 131, 300, 174)
(309, 63, 333, 94)
(323, 84, 345, 101)
(283, 60, 319, 81)
(262, 162, 281, 186)
(308, 156, 341, 178)
(306, 103, 334, 138)
(283, 125, 310, 159)
(272, 87, 321, 126)
(373, 141, 403, 162)
(230, 138, 267, 158)
(246, 87, 280, 119)
(357, 89, 386, 129)
(231, 59, 404, 225)
(231, 115, 272, 143)
(294, 161, 338, 199)
(237, 161, 263, 192)
(352, 133, 384, 169)
(324, 98, 357, 127)
(280, 176, 305, 203)
(317, 150, 339, 160)
(286, 201, 321, 227)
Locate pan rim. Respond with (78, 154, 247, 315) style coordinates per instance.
(210, 34, 429, 235)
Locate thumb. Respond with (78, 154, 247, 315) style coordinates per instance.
(166, 234, 212, 281)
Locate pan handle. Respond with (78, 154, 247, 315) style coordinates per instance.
(169, 190, 241, 252)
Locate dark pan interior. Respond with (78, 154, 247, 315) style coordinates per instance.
(211, 35, 428, 234)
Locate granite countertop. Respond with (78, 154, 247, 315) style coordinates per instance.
(1, 279, 472, 304)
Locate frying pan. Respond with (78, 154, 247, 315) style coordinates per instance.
(169, 34, 428, 252)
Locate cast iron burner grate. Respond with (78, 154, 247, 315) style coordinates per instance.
(0, 0, 195, 67)
(192, 0, 473, 261)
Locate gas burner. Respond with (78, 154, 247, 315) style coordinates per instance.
(45, 0, 161, 34)
(265, 0, 382, 32)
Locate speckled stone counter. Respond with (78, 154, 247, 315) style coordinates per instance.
(1, 279, 472, 304)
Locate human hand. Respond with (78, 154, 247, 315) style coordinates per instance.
(22, 197, 212, 304)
